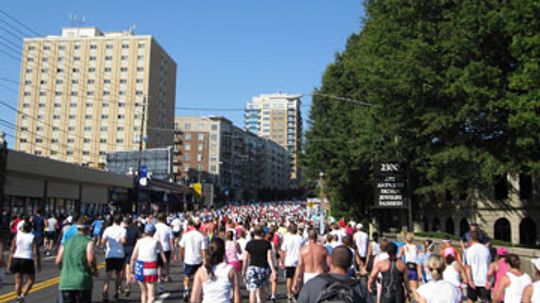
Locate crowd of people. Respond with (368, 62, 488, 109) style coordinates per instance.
(1, 201, 539, 303)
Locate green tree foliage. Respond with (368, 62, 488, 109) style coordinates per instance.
(302, 0, 540, 217)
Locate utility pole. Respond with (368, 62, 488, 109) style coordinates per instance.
(0, 131, 7, 221)
(134, 96, 147, 213)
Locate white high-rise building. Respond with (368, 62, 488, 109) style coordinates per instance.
(245, 93, 302, 180)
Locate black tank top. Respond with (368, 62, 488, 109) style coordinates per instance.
(380, 259, 405, 303)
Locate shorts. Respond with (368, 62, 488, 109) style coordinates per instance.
(105, 258, 124, 273)
(406, 262, 418, 281)
(157, 251, 171, 267)
(285, 267, 296, 279)
(9, 258, 35, 275)
(184, 263, 202, 277)
(46, 231, 56, 240)
(468, 286, 489, 301)
(246, 266, 270, 290)
(134, 260, 158, 283)
(61, 290, 92, 303)
(173, 231, 180, 238)
(228, 260, 242, 272)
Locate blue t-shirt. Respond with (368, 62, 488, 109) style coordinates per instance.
(61, 224, 78, 245)
(92, 220, 103, 236)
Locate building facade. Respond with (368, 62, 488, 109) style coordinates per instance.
(15, 27, 176, 168)
(174, 116, 290, 202)
(245, 93, 302, 181)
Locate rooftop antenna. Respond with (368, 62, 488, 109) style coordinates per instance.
(128, 24, 137, 34)
(68, 13, 86, 26)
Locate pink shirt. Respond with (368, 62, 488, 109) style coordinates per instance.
(225, 240, 239, 263)
(492, 259, 509, 302)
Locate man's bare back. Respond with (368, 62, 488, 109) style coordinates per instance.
(300, 242, 328, 275)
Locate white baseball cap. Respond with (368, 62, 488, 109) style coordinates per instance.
(356, 223, 363, 230)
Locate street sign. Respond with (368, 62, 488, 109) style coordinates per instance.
(374, 162, 407, 208)
(193, 183, 202, 198)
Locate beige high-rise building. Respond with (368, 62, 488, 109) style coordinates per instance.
(15, 27, 176, 168)
(245, 93, 302, 180)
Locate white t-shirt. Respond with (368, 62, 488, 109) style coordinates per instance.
(14, 232, 35, 259)
(280, 233, 303, 267)
(330, 230, 343, 244)
(171, 218, 182, 233)
(179, 230, 208, 265)
(136, 236, 162, 262)
(353, 231, 369, 257)
(465, 242, 491, 287)
(47, 217, 58, 232)
(102, 224, 127, 259)
(154, 222, 173, 252)
(417, 280, 460, 303)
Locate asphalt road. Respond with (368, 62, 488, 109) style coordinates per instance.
(0, 247, 293, 303)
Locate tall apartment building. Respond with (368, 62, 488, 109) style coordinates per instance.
(174, 116, 290, 202)
(245, 93, 302, 180)
(15, 27, 176, 168)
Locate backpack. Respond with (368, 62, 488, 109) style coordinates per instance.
(315, 274, 359, 303)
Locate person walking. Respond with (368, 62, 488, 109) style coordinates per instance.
(465, 230, 491, 303)
(7, 218, 41, 303)
(56, 216, 98, 303)
(154, 213, 174, 293)
(354, 223, 369, 271)
(44, 214, 58, 256)
(121, 216, 140, 297)
(190, 238, 241, 303)
(522, 258, 540, 303)
(442, 254, 468, 300)
(130, 223, 167, 303)
(179, 218, 208, 302)
(101, 214, 127, 303)
(369, 242, 409, 303)
(243, 225, 277, 303)
(398, 233, 421, 296)
(415, 254, 460, 303)
(297, 245, 372, 303)
(280, 223, 304, 302)
(293, 229, 329, 292)
(492, 254, 531, 303)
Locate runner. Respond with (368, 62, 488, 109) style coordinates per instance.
(398, 232, 421, 297)
(415, 254, 460, 303)
(280, 223, 304, 302)
(154, 213, 174, 293)
(171, 214, 183, 247)
(368, 242, 409, 303)
(464, 230, 491, 303)
(354, 223, 369, 271)
(491, 254, 531, 303)
(130, 223, 167, 303)
(44, 214, 58, 256)
(190, 238, 241, 303)
(487, 247, 509, 302)
(293, 229, 329, 293)
(442, 254, 468, 300)
(179, 217, 208, 302)
(243, 225, 277, 303)
(122, 216, 140, 297)
(91, 215, 104, 244)
(101, 214, 127, 303)
(56, 216, 98, 303)
(439, 235, 462, 264)
(7, 218, 41, 303)
(419, 239, 435, 283)
(522, 258, 540, 303)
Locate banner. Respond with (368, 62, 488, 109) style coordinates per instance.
(374, 162, 407, 208)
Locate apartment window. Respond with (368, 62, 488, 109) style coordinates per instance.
(99, 139, 107, 143)
(36, 126, 43, 131)
(42, 57, 48, 62)
(117, 127, 124, 131)
(25, 68, 32, 73)
(57, 68, 63, 73)
(116, 138, 124, 143)
(105, 56, 112, 61)
(19, 138, 27, 143)
(106, 44, 113, 49)
(72, 68, 79, 73)
(51, 139, 58, 143)
(56, 79, 62, 84)
(138, 42, 145, 48)
(102, 103, 109, 108)
(57, 57, 64, 62)
(69, 114, 76, 119)
(184, 144, 191, 151)
(82, 151, 90, 156)
(35, 150, 42, 155)
(120, 67, 128, 72)
(119, 91, 125, 96)
(183, 154, 190, 161)
(210, 134, 217, 141)
(54, 103, 61, 108)
(196, 154, 202, 162)
(103, 91, 110, 96)
(120, 79, 127, 84)
(71, 91, 78, 96)
(104, 67, 112, 72)
(100, 126, 107, 131)
(87, 79, 95, 84)
(137, 55, 144, 60)
(210, 165, 217, 172)
(211, 124, 218, 131)
(88, 67, 96, 72)
(67, 138, 75, 143)
(36, 138, 43, 143)
(23, 92, 31, 96)
(197, 144, 203, 152)
(87, 91, 94, 96)
(39, 80, 47, 85)
(86, 103, 93, 108)
(85, 114, 92, 119)
(101, 114, 108, 119)
(53, 114, 60, 119)
(117, 114, 125, 119)
(28, 45, 35, 51)
(70, 102, 77, 107)
(183, 164, 190, 172)
(121, 55, 128, 60)
(22, 103, 30, 108)
(68, 127, 75, 131)
(84, 126, 91, 131)
(136, 67, 144, 72)
(135, 91, 143, 96)
(74, 45, 81, 50)
(118, 103, 126, 108)
(72, 79, 79, 84)
(41, 68, 48, 73)
(27, 57, 34, 62)
(55, 91, 62, 96)
(197, 134, 204, 141)
(122, 44, 129, 49)
(90, 44, 97, 49)
(38, 103, 45, 108)
(104, 79, 111, 84)
(136, 79, 143, 83)
(184, 123, 191, 130)
(59, 45, 65, 50)
(73, 57, 80, 61)
(66, 150, 73, 156)
(184, 133, 191, 140)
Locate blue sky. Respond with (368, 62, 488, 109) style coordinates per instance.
(0, 0, 363, 145)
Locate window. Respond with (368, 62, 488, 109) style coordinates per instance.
(19, 138, 27, 143)
(102, 103, 109, 108)
(116, 138, 124, 143)
(82, 151, 90, 156)
(72, 79, 78, 84)
(40, 80, 47, 85)
(105, 56, 112, 61)
(183, 164, 190, 172)
(27, 57, 34, 62)
(104, 79, 111, 84)
(54, 103, 61, 108)
(100, 139, 107, 143)
(38, 103, 45, 108)
(71, 91, 78, 96)
(69, 115, 76, 119)
(57, 57, 63, 62)
(137, 67, 144, 72)
(210, 134, 217, 141)
(101, 114, 108, 119)
(72, 68, 79, 73)
(87, 79, 95, 84)
(57, 68, 63, 73)
(90, 44, 97, 49)
(137, 55, 144, 60)
(196, 154, 202, 162)
(24, 92, 31, 96)
(117, 114, 125, 119)
(184, 144, 191, 151)
(68, 126, 75, 131)
(85, 103, 93, 108)
(42, 57, 48, 62)
(51, 139, 58, 143)
(28, 45, 35, 51)
(122, 44, 129, 49)
(100, 126, 107, 131)
(41, 68, 48, 73)
(106, 44, 113, 49)
(59, 45, 65, 50)
(135, 91, 143, 96)
(66, 150, 73, 156)
(119, 91, 125, 96)
(104, 67, 111, 72)
(120, 67, 128, 72)
(56, 79, 63, 84)
(73, 57, 80, 61)
(118, 103, 126, 107)
(138, 42, 145, 48)
(184, 133, 191, 140)
(36, 138, 43, 143)
(53, 114, 60, 119)
(85, 114, 92, 119)
(184, 123, 191, 130)
(36, 126, 43, 131)
(25, 68, 32, 73)
(120, 79, 127, 84)
(88, 67, 96, 72)
(67, 138, 75, 143)
(136, 79, 143, 83)
(183, 154, 190, 161)
(55, 91, 62, 96)
(117, 127, 124, 131)
(22, 103, 30, 107)
(70, 102, 77, 107)
(197, 133, 205, 141)
(35, 150, 42, 155)
(121, 55, 128, 60)
(84, 126, 91, 131)
(87, 91, 94, 96)
(103, 91, 110, 96)
(74, 45, 81, 50)
(211, 124, 218, 131)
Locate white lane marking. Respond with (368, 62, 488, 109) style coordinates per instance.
(43, 255, 56, 260)
(155, 292, 170, 303)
